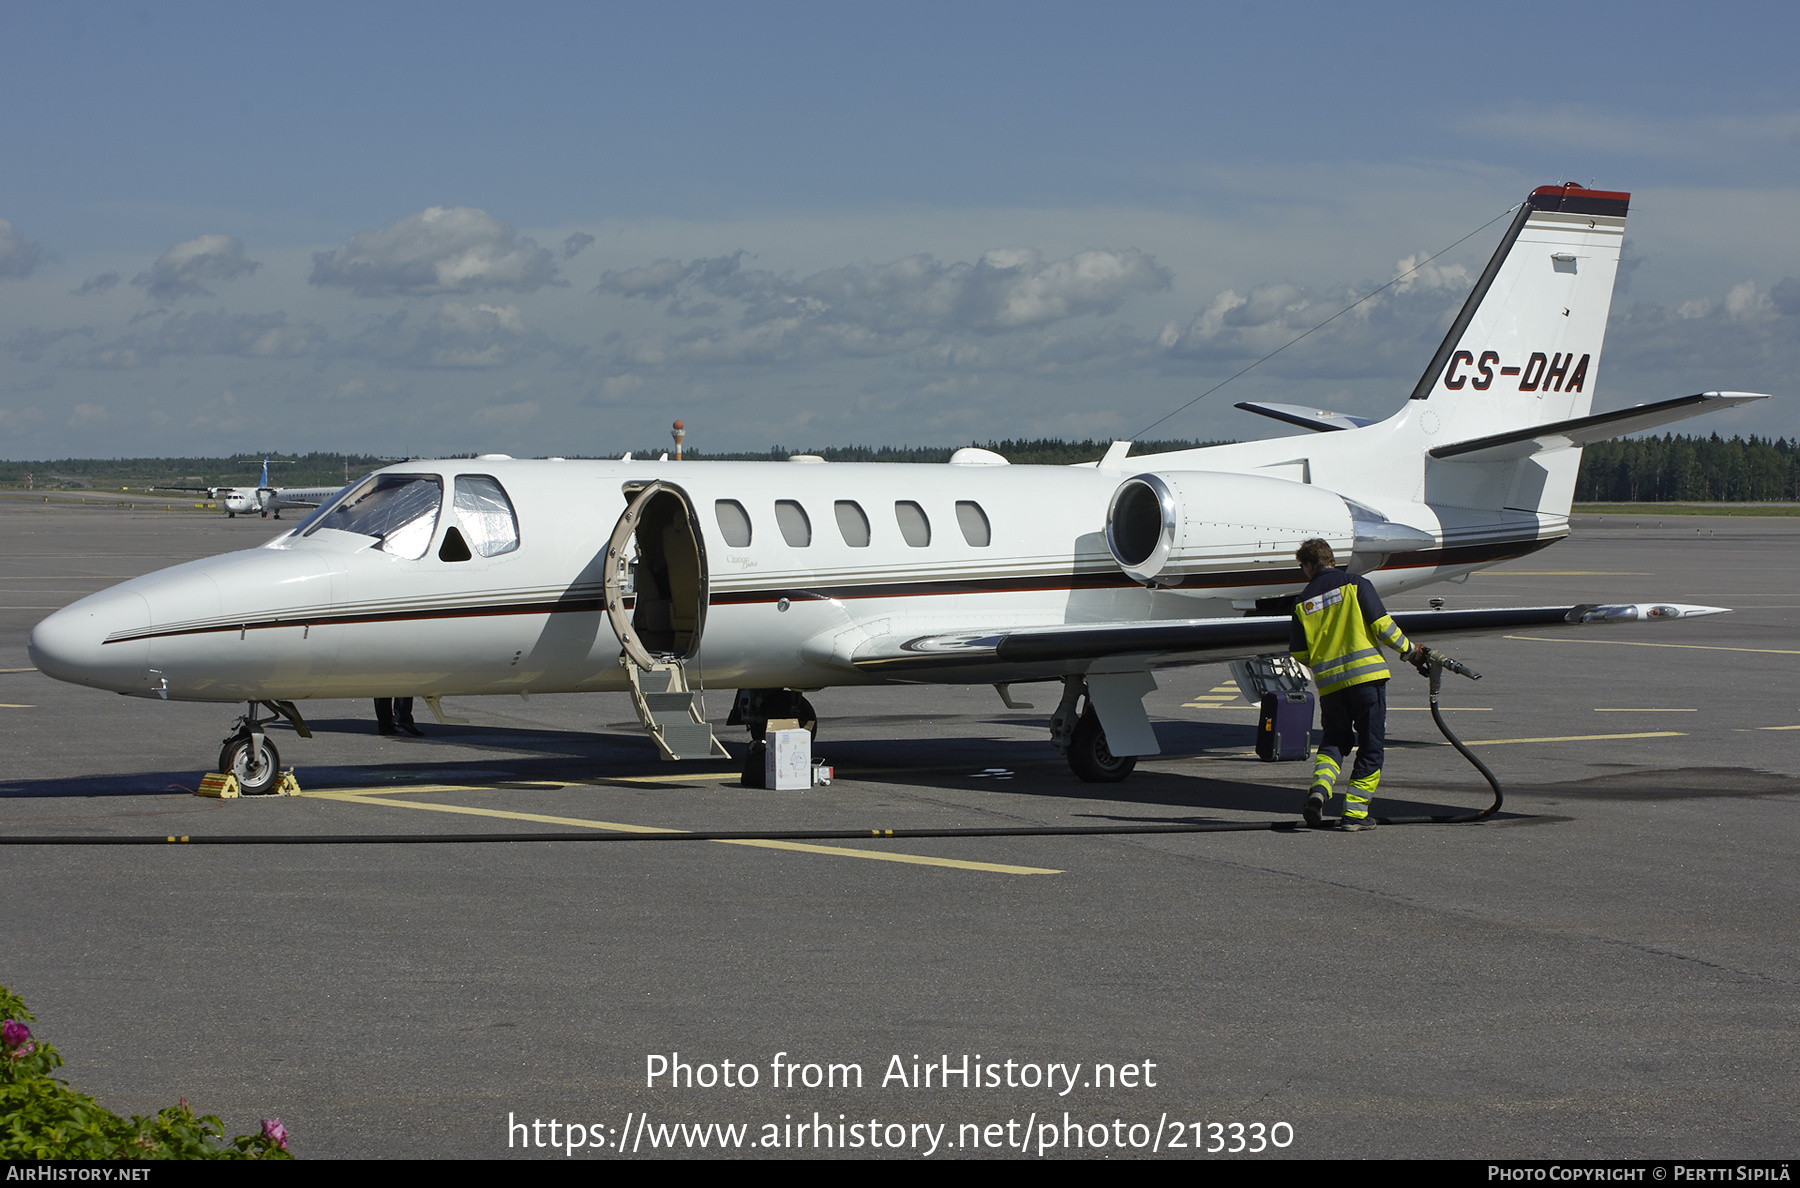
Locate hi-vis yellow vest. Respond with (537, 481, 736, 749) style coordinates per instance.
(1290, 576, 1413, 696)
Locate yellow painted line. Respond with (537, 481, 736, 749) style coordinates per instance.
(302, 790, 1060, 875)
(1479, 571, 1648, 576)
(715, 838, 1059, 875)
(0, 704, 35, 709)
(1507, 635, 1800, 656)
(1464, 731, 1685, 746)
(0, 667, 37, 673)
(585, 770, 738, 784)
(1391, 707, 1490, 711)
(1756, 725, 1800, 731)
(1207, 685, 1238, 693)
(1594, 708, 1696, 712)
(303, 790, 678, 833)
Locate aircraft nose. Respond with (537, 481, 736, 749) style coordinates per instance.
(29, 589, 154, 693)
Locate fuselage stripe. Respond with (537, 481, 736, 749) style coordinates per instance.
(100, 537, 1554, 645)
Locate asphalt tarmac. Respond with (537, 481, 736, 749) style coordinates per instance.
(1, 495, 1794, 1160)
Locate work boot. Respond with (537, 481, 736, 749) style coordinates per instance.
(1338, 815, 1377, 832)
(1304, 787, 1329, 828)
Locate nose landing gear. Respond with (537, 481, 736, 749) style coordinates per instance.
(217, 700, 311, 796)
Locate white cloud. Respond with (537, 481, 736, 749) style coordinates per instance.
(345, 302, 531, 368)
(595, 246, 1173, 372)
(132, 234, 261, 301)
(1605, 282, 1800, 389)
(310, 207, 560, 297)
(70, 312, 326, 369)
(0, 219, 45, 280)
(562, 232, 595, 259)
(604, 247, 1170, 334)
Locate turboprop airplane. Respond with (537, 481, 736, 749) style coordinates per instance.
(30, 183, 1767, 794)
(160, 458, 345, 519)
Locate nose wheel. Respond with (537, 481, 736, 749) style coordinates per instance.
(217, 700, 308, 796)
(219, 734, 281, 796)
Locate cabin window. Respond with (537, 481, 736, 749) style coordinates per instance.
(305, 473, 443, 560)
(775, 500, 812, 547)
(894, 501, 931, 547)
(454, 475, 520, 557)
(956, 500, 991, 547)
(714, 499, 753, 547)
(834, 500, 871, 547)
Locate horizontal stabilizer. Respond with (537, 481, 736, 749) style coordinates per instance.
(850, 602, 1730, 673)
(1429, 392, 1767, 462)
(1235, 401, 1377, 433)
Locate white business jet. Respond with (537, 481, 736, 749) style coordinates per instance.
(31, 184, 1763, 793)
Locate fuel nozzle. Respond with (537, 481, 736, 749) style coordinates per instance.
(1413, 648, 1482, 682)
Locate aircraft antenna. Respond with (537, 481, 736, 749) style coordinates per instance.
(1131, 202, 1522, 439)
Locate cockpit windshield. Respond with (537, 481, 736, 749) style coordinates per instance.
(303, 473, 443, 559)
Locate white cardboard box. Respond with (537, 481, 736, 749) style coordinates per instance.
(765, 728, 811, 790)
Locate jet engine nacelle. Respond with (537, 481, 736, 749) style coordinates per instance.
(1105, 470, 1355, 587)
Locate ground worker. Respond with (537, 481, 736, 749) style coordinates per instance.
(1289, 538, 1427, 831)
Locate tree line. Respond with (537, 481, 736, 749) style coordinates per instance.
(1573, 434, 1798, 503)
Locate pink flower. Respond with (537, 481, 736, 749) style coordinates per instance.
(261, 1118, 288, 1150)
(2, 1020, 32, 1055)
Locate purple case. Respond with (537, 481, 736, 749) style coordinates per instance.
(1256, 691, 1315, 761)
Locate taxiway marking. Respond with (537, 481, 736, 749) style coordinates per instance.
(1506, 635, 1800, 656)
(1463, 731, 1685, 746)
(1477, 571, 1648, 576)
(302, 788, 1061, 875)
(1594, 708, 1696, 712)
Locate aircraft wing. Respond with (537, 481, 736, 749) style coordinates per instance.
(849, 602, 1729, 675)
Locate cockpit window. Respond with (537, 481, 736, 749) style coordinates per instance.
(286, 479, 359, 537)
(454, 475, 520, 557)
(304, 473, 443, 559)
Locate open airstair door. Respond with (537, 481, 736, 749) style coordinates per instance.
(603, 481, 728, 761)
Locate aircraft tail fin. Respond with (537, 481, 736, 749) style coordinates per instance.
(1390, 184, 1631, 520)
(1407, 183, 1628, 440)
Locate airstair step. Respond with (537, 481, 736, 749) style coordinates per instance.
(657, 722, 718, 759)
(641, 691, 696, 712)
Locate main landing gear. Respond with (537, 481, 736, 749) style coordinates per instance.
(217, 700, 311, 796)
(1050, 675, 1136, 784)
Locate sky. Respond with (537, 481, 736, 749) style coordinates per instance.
(1, 0, 1796, 461)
